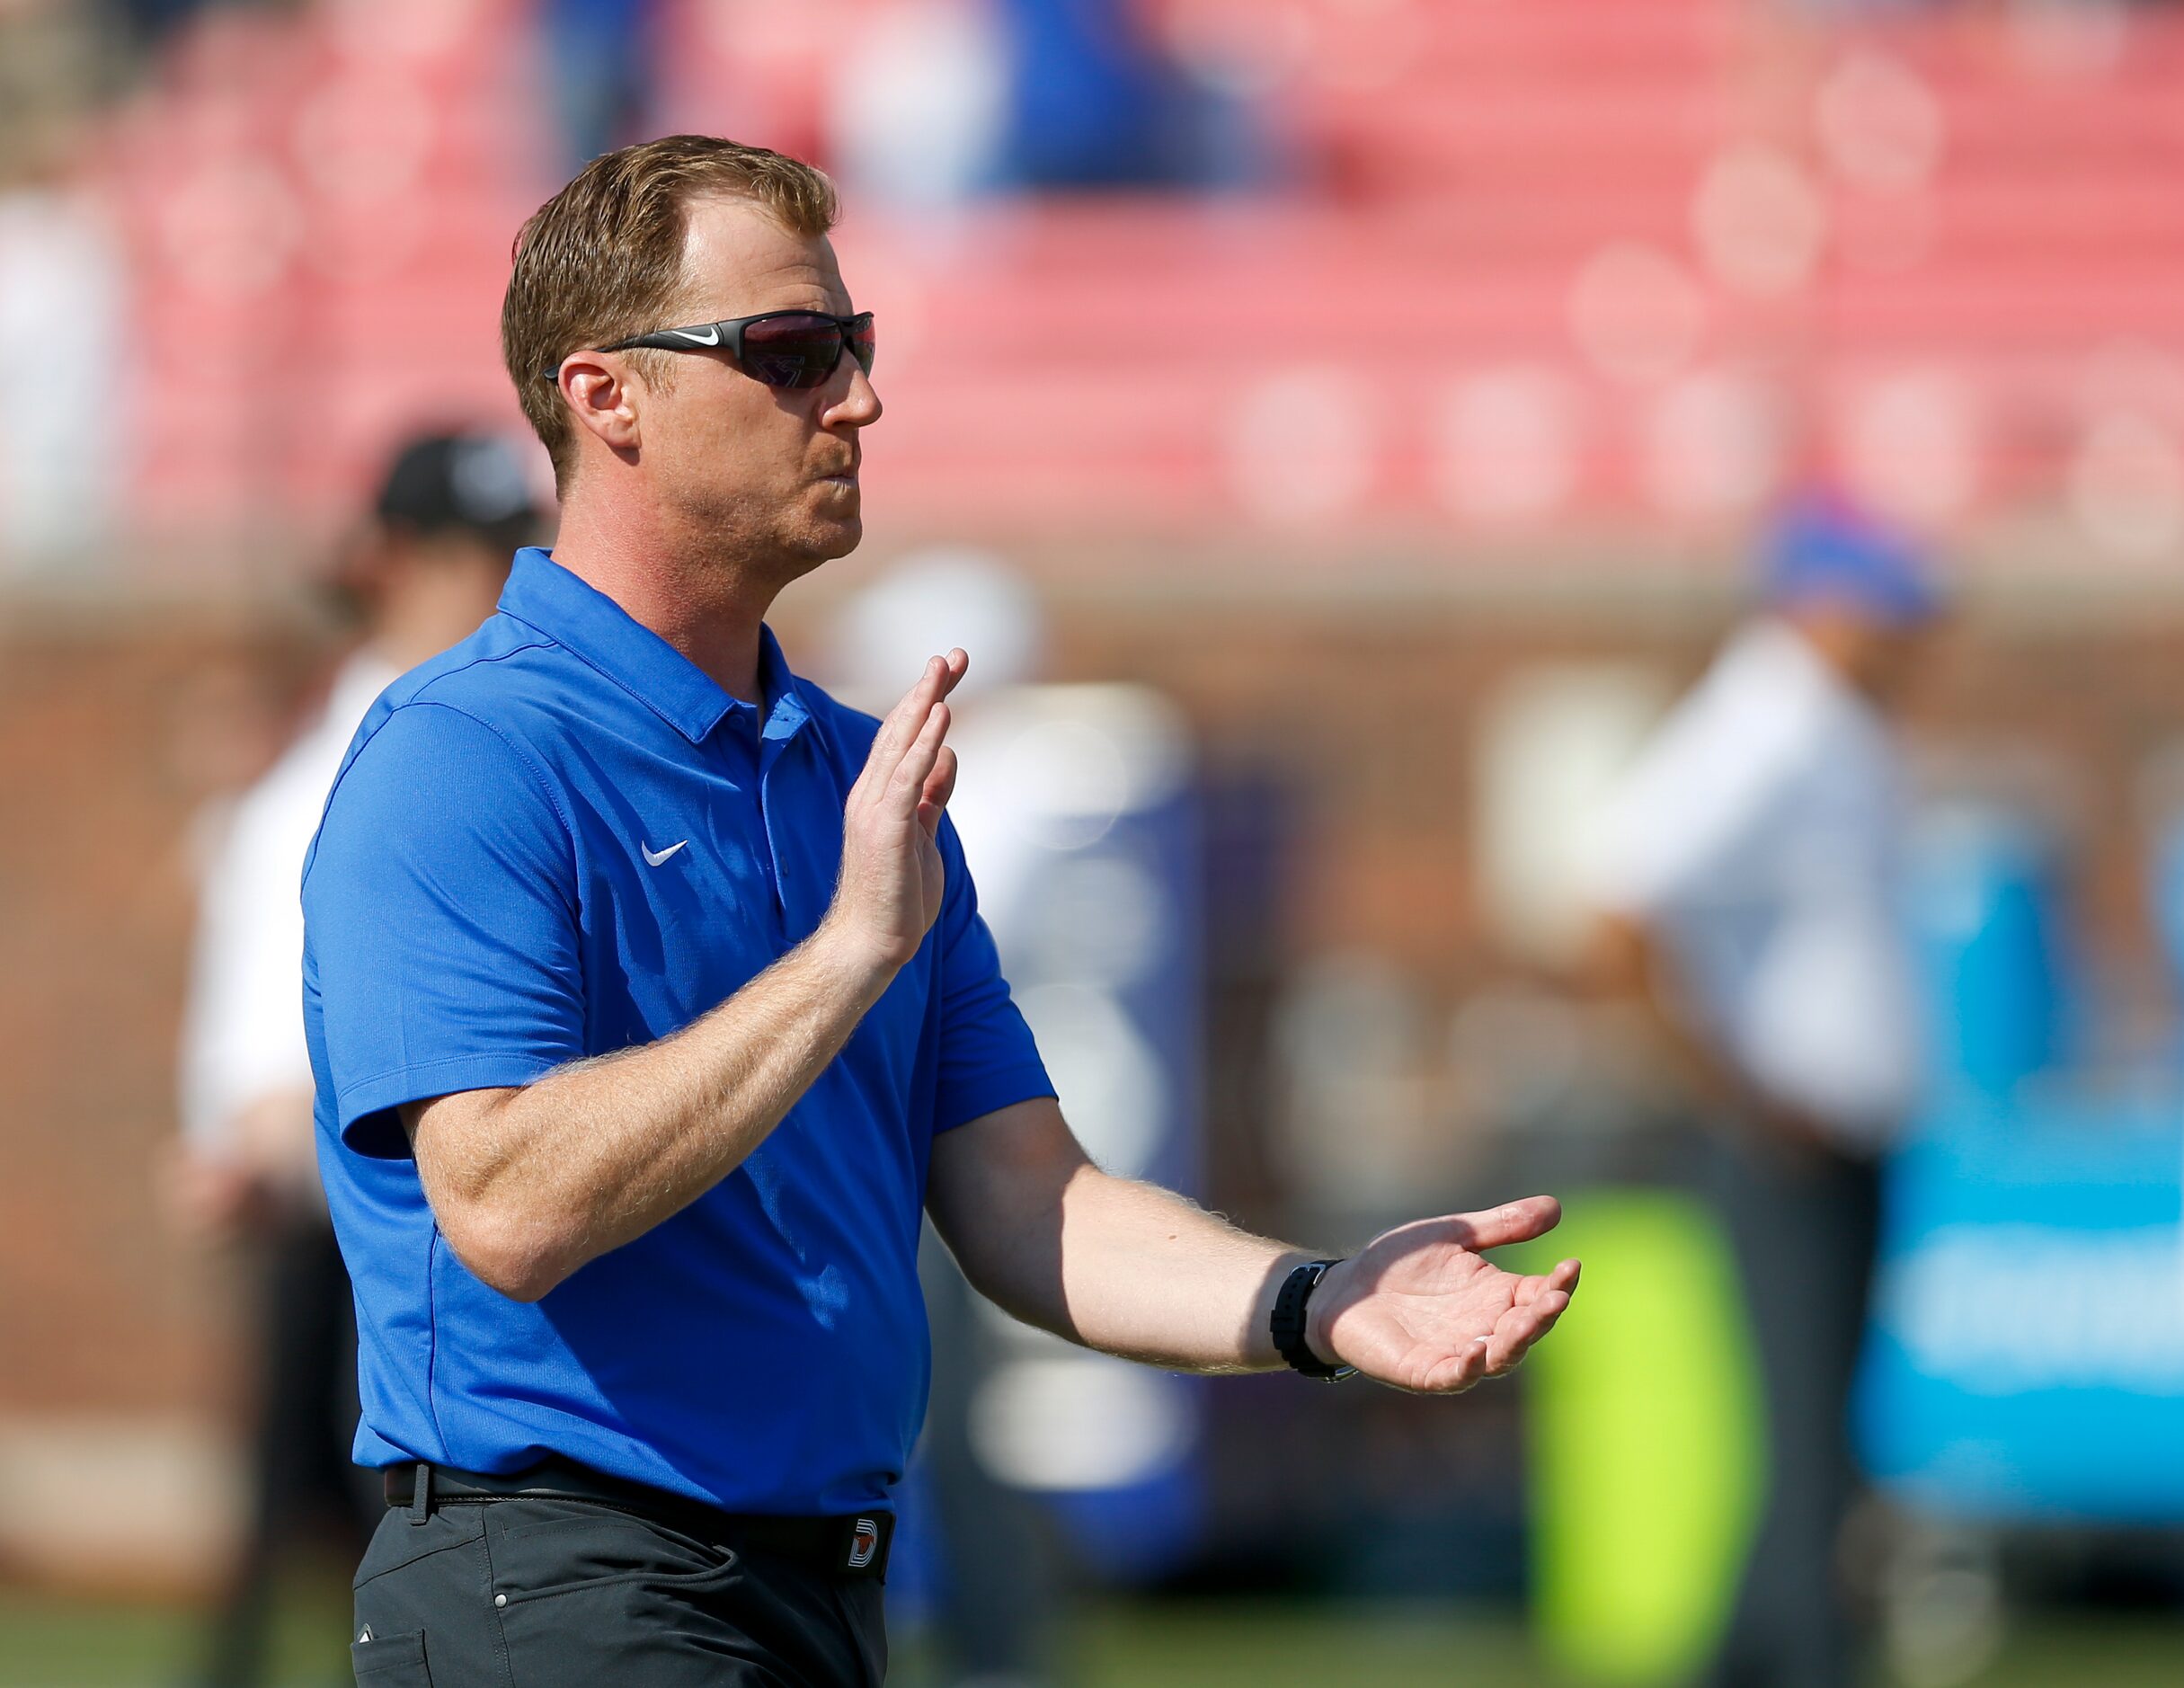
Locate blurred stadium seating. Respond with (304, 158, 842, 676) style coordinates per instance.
(89, 0, 2184, 558)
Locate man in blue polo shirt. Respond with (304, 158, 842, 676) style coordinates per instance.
(308, 135, 1580, 1686)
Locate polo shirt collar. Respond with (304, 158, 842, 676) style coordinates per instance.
(498, 547, 812, 746)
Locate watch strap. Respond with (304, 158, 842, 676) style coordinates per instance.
(1271, 1258, 1356, 1381)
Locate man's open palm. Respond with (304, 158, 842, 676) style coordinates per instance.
(1313, 1197, 1580, 1393)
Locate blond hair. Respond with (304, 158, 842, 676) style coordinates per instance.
(502, 135, 839, 486)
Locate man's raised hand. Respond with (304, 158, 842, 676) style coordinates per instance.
(1307, 1197, 1580, 1394)
(825, 650, 968, 973)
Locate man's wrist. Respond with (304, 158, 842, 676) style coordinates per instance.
(807, 912, 903, 1008)
(1255, 1249, 1316, 1368)
(1302, 1257, 1346, 1369)
(1267, 1255, 1353, 1379)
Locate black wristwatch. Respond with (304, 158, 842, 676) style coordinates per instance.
(1271, 1258, 1356, 1381)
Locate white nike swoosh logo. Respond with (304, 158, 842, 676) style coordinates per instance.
(674, 325, 722, 346)
(641, 840, 688, 866)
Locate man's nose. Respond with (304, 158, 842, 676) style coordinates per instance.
(828, 360, 882, 428)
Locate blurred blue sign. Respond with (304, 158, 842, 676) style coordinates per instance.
(1863, 800, 2184, 1523)
(1857, 1092, 2184, 1523)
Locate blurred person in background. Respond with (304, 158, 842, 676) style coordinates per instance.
(170, 430, 544, 1688)
(823, 0, 1262, 212)
(0, 162, 123, 570)
(101, 0, 215, 55)
(0, 13, 124, 574)
(1581, 497, 1942, 1688)
(989, 0, 1202, 190)
(542, 0, 661, 171)
(826, 0, 1010, 211)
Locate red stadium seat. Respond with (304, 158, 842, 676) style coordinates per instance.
(88, 0, 2184, 542)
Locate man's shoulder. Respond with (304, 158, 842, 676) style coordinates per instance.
(381, 615, 564, 719)
(342, 618, 571, 765)
(311, 621, 579, 835)
(306, 626, 579, 895)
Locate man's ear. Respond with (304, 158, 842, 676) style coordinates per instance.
(557, 351, 644, 458)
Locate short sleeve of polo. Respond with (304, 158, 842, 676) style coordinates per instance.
(305, 702, 583, 1158)
(931, 816, 1052, 1133)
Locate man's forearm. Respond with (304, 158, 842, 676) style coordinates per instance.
(932, 1100, 1577, 1393)
(1045, 1169, 1310, 1373)
(931, 1107, 1309, 1373)
(409, 920, 894, 1299)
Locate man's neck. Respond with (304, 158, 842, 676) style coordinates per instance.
(551, 493, 780, 705)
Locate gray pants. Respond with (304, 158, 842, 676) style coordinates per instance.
(351, 1495, 886, 1687)
(1705, 1129, 1884, 1688)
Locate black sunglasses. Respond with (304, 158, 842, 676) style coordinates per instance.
(546, 309, 876, 390)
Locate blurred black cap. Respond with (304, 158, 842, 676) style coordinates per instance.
(373, 431, 546, 552)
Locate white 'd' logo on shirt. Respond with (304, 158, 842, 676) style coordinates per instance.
(641, 840, 688, 867)
(848, 1518, 880, 1569)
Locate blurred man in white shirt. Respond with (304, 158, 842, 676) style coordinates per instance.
(172, 431, 543, 1688)
(1585, 497, 1941, 1688)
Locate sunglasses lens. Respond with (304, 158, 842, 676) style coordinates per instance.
(846, 315, 876, 377)
(741, 315, 848, 388)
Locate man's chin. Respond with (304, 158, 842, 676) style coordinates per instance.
(778, 513, 863, 576)
(797, 479, 860, 544)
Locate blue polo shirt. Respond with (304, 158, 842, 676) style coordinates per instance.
(301, 547, 1052, 1515)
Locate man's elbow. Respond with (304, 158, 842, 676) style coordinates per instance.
(435, 1198, 577, 1303)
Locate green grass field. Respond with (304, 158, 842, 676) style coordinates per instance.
(1, 1586, 2179, 1687)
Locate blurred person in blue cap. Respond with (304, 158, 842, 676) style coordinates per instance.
(1581, 494, 1944, 1688)
(170, 429, 544, 1688)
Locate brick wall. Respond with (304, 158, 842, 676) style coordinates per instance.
(2, 572, 2179, 1581)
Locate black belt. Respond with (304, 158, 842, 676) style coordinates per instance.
(382, 1459, 893, 1581)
